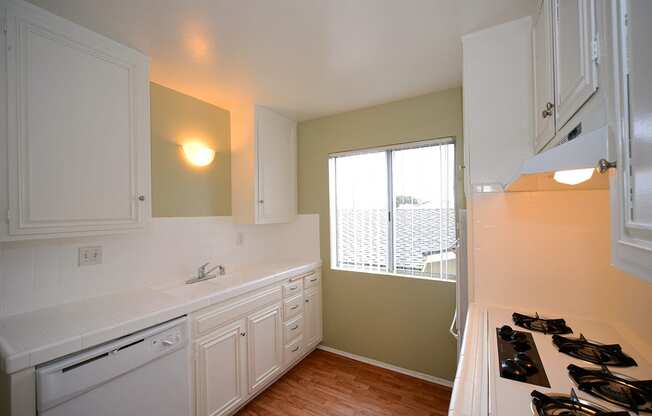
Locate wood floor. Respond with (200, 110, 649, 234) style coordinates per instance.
(236, 349, 451, 416)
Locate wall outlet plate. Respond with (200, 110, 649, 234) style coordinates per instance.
(79, 246, 102, 266)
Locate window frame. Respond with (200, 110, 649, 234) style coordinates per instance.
(328, 137, 457, 281)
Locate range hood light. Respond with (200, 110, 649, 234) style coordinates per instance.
(553, 168, 595, 185)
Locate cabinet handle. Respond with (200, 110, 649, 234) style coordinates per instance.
(240, 332, 246, 337)
(305, 299, 310, 303)
(258, 200, 264, 204)
(137, 195, 145, 201)
(541, 102, 554, 119)
(291, 346, 300, 352)
(289, 285, 298, 290)
(290, 305, 298, 310)
(309, 278, 318, 282)
(290, 324, 299, 330)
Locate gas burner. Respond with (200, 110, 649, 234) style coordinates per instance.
(531, 389, 630, 415)
(513, 312, 573, 335)
(553, 334, 638, 367)
(568, 364, 652, 413)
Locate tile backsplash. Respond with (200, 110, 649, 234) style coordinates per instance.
(0, 215, 320, 317)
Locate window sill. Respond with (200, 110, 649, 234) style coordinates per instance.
(330, 267, 456, 283)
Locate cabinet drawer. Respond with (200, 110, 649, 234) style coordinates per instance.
(194, 286, 282, 336)
(303, 271, 321, 289)
(283, 295, 303, 321)
(283, 315, 303, 344)
(284, 336, 303, 365)
(282, 280, 303, 298)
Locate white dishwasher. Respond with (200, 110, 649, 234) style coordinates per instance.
(36, 316, 191, 416)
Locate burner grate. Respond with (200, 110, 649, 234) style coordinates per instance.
(531, 389, 631, 416)
(553, 334, 638, 367)
(513, 312, 573, 335)
(568, 364, 652, 413)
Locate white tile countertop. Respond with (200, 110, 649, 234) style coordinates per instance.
(0, 259, 321, 374)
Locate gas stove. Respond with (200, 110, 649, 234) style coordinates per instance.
(488, 308, 652, 415)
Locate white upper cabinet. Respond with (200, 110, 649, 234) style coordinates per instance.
(1, 0, 150, 240)
(611, 0, 652, 283)
(255, 106, 297, 224)
(552, 0, 598, 130)
(231, 105, 297, 225)
(531, 0, 599, 152)
(532, 0, 556, 151)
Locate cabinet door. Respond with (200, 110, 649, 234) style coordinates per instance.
(5, 2, 149, 238)
(194, 319, 247, 416)
(255, 106, 297, 224)
(246, 303, 283, 394)
(612, 0, 652, 283)
(552, 0, 598, 130)
(533, 0, 556, 152)
(304, 288, 322, 348)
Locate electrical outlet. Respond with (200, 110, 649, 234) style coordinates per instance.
(79, 246, 102, 266)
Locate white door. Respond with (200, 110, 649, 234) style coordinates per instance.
(246, 303, 283, 394)
(194, 319, 247, 416)
(255, 106, 297, 224)
(611, 0, 652, 283)
(5, 1, 150, 238)
(532, 0, 556, 152)
(552, 0, 598, 130)
(304, 288, 322, 348)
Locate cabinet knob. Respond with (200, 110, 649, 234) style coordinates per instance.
(258, 200, 264, 204)
(240, 332, 246, 337)
(138, 195, 145, 201)
(541, 102, 554, 119)
(597, 159, 617, 173)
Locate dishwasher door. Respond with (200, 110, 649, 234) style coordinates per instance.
(36, 316, 191, 416)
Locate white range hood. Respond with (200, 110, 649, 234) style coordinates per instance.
(505, 126, 612, 192)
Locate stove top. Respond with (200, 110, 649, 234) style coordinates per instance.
(553, 334, 638, 367)
(568, 365, 652, 414)
(488, 307, 651, 416)
(531, 390, 630, 415)
(513, 312, 574, 335)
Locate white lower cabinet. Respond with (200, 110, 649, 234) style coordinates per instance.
(194, 319, 248, 416)
(303, 287, 322, 349)
(192, 269, 322, 416)
(246, 303, 283, 394)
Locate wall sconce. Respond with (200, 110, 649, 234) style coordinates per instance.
(553, 168, 594, 185)
(182, 142, 215, 167)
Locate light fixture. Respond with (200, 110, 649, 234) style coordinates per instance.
(553, 168, 595, 185)
(182, 142, 215, 167)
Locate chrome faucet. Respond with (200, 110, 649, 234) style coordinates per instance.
(186, 262, 225, 284)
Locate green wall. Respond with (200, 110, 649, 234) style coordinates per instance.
(150, 83, 231, 217)
(298, 87, 463, 381)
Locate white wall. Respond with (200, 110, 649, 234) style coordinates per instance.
(469, 190, 652, 349)
(0, 215, 320, 318)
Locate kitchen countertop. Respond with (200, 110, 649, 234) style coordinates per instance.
(0, 259, 321, 374)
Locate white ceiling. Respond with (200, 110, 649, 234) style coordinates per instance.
(26, 0, 536, 121)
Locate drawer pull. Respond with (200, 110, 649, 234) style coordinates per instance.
(290, 324, 299, 331)
(289, 285, 298, 290)
(290, 305, 298, 310)
(309, 278, 318, 282)
(291, 345, 300, 353)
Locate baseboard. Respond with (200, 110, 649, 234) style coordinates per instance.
(316, 345, 453, 388)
